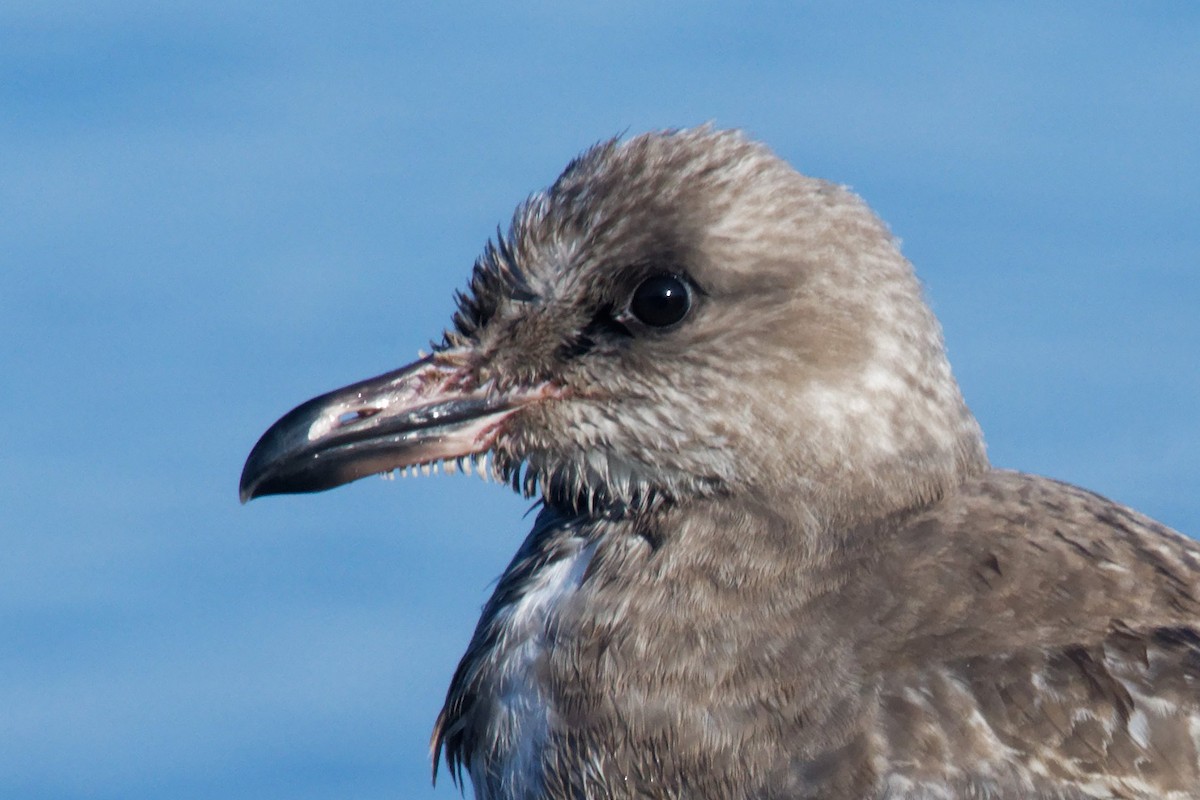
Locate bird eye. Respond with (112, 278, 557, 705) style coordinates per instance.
(629, 274, 692, 328)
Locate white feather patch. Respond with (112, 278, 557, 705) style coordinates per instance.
(470, 538, 597, 799)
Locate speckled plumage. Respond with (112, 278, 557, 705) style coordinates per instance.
(433, 473, 1200, 799)
(242, 128, 1200, 799)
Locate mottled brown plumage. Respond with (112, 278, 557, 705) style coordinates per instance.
(241, 128, 1200, 799)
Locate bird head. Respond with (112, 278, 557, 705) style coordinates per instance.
(240, 128, 986, 524)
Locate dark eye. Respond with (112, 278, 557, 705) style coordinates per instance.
(629, 274, 692, 328)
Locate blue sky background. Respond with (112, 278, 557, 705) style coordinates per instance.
(2, 4, 1197, 798)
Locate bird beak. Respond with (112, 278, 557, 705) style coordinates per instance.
(239, 350, 546, 502)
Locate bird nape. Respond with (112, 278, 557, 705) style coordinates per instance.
(240, 127, 1200, 800)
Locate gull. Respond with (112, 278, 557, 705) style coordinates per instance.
(241, 127, 1200, 799)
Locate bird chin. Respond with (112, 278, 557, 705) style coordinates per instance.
(239, 351, 554, 502)
(497, 448, 714, 519)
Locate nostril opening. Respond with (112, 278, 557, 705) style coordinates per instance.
(337, 408, 380, 426)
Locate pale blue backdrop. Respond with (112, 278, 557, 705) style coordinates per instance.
(3, 4, 1197, 798)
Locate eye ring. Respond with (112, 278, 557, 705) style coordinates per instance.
(628, 273, 693, 328)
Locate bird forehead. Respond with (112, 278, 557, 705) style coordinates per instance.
(481, 132, 873, 318)
(533, 131, 796, 246)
